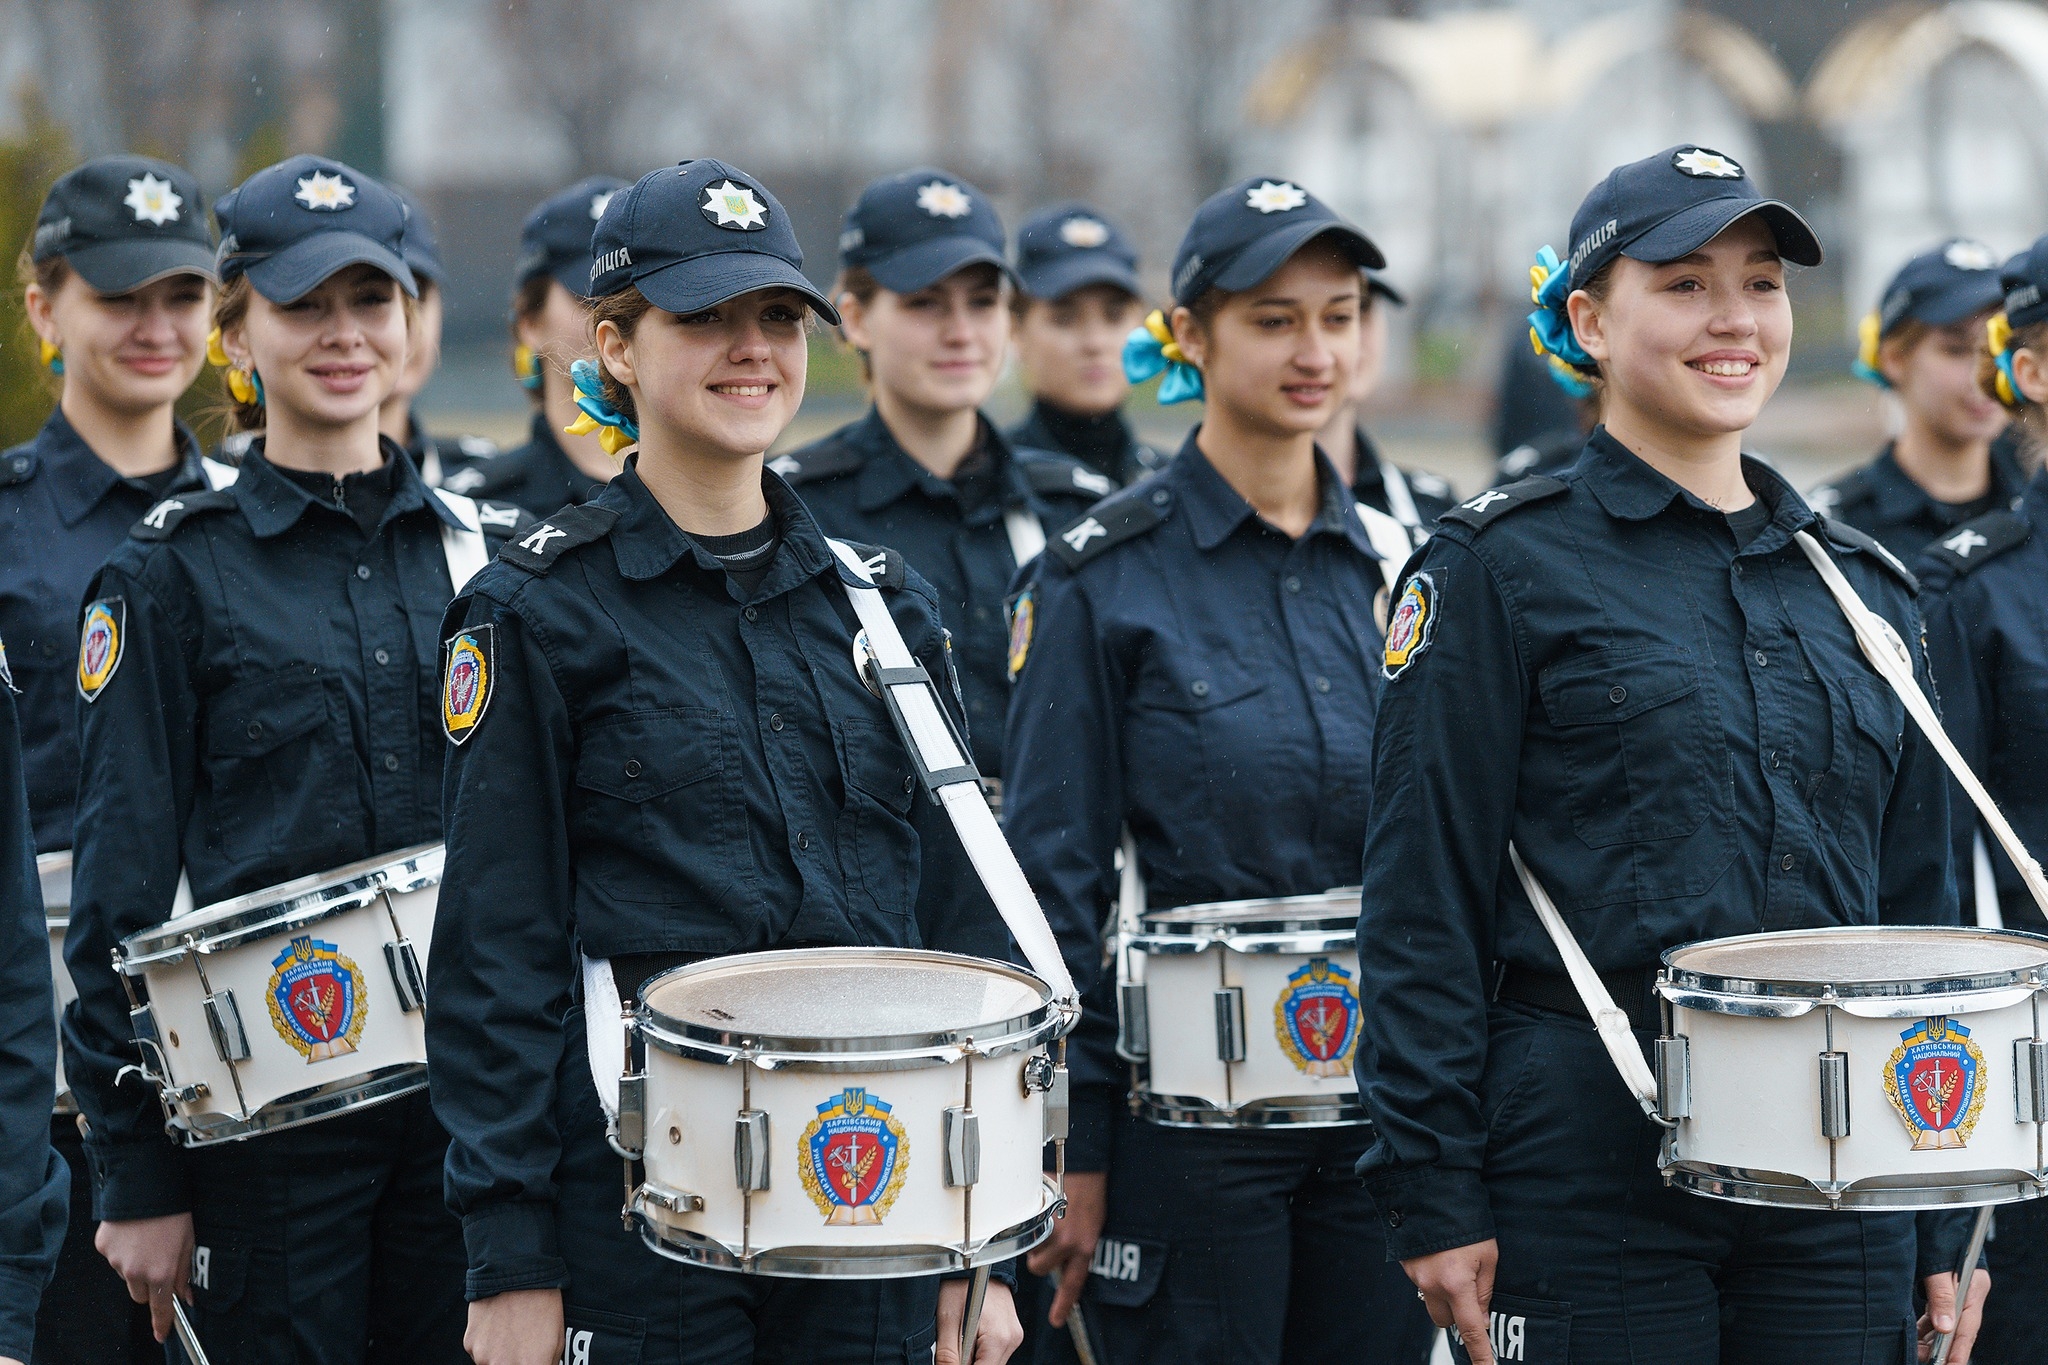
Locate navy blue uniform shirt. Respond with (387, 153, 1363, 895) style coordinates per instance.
(1920, 466, 2048, 932)
(772, 408, 1109, 773)
(1002, 436, 1388, 1168)
(61, 441, 528, 1220)
(427, 463, 1006, 1297)
(453, 409, 610, 518)
(1007, 400, 1165, 489)
(1355, 430, 1956, 1259)
(0, 408, 213, 852)
(1807, 434, 2027, 564)
(0, 656, 67, 1359)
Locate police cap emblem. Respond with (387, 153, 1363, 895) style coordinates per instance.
(701, 179, 769, 231)
(293, 170, 356, 211)
(1672, 148, 1743, 180)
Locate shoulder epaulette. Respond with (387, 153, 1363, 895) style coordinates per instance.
(0, 446, 33, 486)
(1919, 509, 2031, 579)
(439, 464, 488, 495)
(219, 430, 259, 461)
(1818, 515, 1918, 593)
(1045, 484, 1171, 569)
(455, 434, 499, 460)
(831, 540, 911, 591)
(767, 441, 866, 486)
(495, 503, 620, 574)
(131, 489, 238, 541)
(1406, 469, 1453, 501)
(1437, 475, 1568, 533)
(1805, 465, 1873, 518)
(1016, 449, 1117, 502)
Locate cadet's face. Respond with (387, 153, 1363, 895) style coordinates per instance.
(1574, 216, 1790, 438)
(843, 265, 1007, 415)
(1885, 311, 2007, 445)
(230, 265, 408, 427)
(1176, 247, 1361, 437)
(29, 271, 210, 414)
(611, 287, 809, 459)
(1014, 284, 1142, 416)
(389, 280, 443, 404)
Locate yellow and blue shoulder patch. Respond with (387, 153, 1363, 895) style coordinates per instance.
(1006, 585, 1036, 681)
(77, 598, 125, 702)
(1382, 573, 1437, 680)
(442, 624, 494, 745)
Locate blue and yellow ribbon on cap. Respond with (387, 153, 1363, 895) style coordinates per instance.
(1123, 310, 1204, 405)
(563, 357, 639, 455)
(1986, 312, 2025, 409)
(1525, 246, 1595, 399)
(1852, 310, 1889, 389)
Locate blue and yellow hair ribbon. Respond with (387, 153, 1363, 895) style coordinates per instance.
(1986, 312, 2025, 410)
(206, 326, 263, 406)
(1525, 246, 1594, 399)
(563, 357, 639, 455)
(1852, 310, 1889, 388)
(1123, 310, 1204, 405)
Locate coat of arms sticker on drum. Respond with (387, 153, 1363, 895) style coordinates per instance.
(800, 1086, 909, 1225)
(266, 935, 368, 1063)
(1883, 1017, 1987, 1150)
(1273, 957, 1360, 1077)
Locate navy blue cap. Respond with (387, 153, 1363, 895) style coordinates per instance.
(1014, 202, 1141, 301)
(1169, 177, 1383, 307)
(33, 155, 215, 292)
(1870, 239, 2003, 334)
(2000, 236, 2048, 328)
(214, 155, 417, 303)
(839, 167, 1013, 294)
(589, 159, 837, 324)
(516, 175, 630, 299)
(385, 182, 443, 286)
(1366, 272, 1404, 306)
(1563, 145, 1821, 291)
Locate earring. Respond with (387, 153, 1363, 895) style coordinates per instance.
(38, 338, 62, 376)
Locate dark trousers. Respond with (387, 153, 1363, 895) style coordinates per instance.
(1976, 1197, 2048, 1359)
(175, 1088, 466, 1365)
(1078, 1113, 1433, 1365)
(1463, 1003, 1917, 1364)
(556, 1006, 944, 1364)
(33, 1115, 158, 1365)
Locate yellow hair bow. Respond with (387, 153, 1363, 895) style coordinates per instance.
(206, 326, 232, 368)
(1144, 310, 1187, 367)
(563, 409, 637, 457)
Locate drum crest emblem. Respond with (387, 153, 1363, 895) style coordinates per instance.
(266, 935, 367, 1063)
(1274, 957, 1360, 1077)
(799, 1086, 909, 1225)
(1883, 1016, 1986, 1150)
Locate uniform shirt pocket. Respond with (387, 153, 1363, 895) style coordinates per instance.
(204, 668, 359, 869)
(836, 718, 920, 922)
(1125, 652, 1269, 838)
(1538, 648, 1710, 848)
(572, 707, 748, 914)
(1837, 678, 1906, 861)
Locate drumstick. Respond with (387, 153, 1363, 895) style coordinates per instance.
(172, 1298, 212, 1365)
(1067, 1304, 1102, 1365)
(1932, 1204, 1994, 1365)
(959, 1263, 990, 1362)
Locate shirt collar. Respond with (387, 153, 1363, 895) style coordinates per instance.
(1347, 428, 1386, 494)
(1577, 427, 1817, 546)
(1173, 428, 1379, 558)
(850, 406, 1026, 523)
(37, 407, 207, 527)
(607, 458, 836, 592)
(233, 435, 447, 538)
(1863, 445, 1943, 522)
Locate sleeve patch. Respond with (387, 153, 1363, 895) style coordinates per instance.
(442, 624, 495, 744)
(1382, 573, 1437, 679)
(1006, 585, 1036, 681)
(78, 598, 126, 701)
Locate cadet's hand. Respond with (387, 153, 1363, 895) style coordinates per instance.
(96, 1212, 194, 1342)
(1403, 1239, 1499, 1365)
(1918, 1268, 1990, 1362)
(936, 1279, 1023, 1365)
(464, 1288, 564, 1365)
(1024, 1170, 1105, 1327)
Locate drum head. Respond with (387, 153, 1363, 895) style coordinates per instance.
(1665, 926, 2048, 997)
(1140, 889, 1360, 936)
(641, 947, 1051, 1053)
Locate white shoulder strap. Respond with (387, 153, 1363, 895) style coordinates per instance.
(419, 443, 444, 489)
(1378, 457, 1424, 534)
(1003, 506, 1048, 567)
(1354, 502, 1414, 594)
(582, 954, 625, 1118)
(433, 491, 491, 593)
(199, 457, 239, 491)
(825, 537, 1076, 1001)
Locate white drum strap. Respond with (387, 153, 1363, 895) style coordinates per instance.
(1506, 844, 1663, 1117)
(199, 457, 239, 491)
(1112, 826, 1146, 984)
(1353, 503, 1413, 594)
(1974, 831, 2004, 930)
(1377, 458, 1425, 538)
(1789, 530, 2048, 920)
(1003, 506, 1048, 567)
(582, 954, 625, 1118)
(826, 538, 1077, 1001)
(419, 442, 444, 489)
(434, 491, 491, 593)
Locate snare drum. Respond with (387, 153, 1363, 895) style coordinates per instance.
(114, 845, 441, 1145)
(39, 852, 73, 1113)
(1657, 925, 2048, 1209)
(1122, 890, 1364, 1128)
(625, 947, 1070, 1278)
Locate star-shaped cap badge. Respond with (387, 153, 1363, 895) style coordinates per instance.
(294, 170, 357, 211)
(1059, 217, 1110, 248)
(916, 181, 973, 219)
(1672, 148, 1743, 179)
(1945, 240, 1997, 271)
(124, 173, 182, 226)
(701, 180, 769, 231)
(589, 190, 614, 221)
(1245, 181, 1308, 214)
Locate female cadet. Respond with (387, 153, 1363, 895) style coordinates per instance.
(1355, 146, 1987, 1364)
(1004, 202, 1163, 488)
(454, 176, 630, 516)
(1002, 177, 1434, 1365)
(772, 168, 1107, 780)
(1808, 240, 2019, 561)
(378, 184, 500, 489)
(62, 154, 527, 1361)
(1313, 271, 1454, 538)
(1918, 235, 2048, 1361)
(0, 154, 217, 1365)
(429, 159, 1024, 1365)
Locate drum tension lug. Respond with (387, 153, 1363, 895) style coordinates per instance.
(1653, 1035, 1691, 1121)
(613, 1073, 645, 1159)
(1117, 982, 1150, 1061)
(943, 1106, 981, 1188)
(384, 938, 427, 1014)
(734, 1110, 771, 1191)
(203, 989, 251, 1064)
(1818, 1050, 1852, 1139)
(638, 1182, 706, 1215)
(2016, 1039, 2048, 1124)
(1213, 987, 1246, 1063)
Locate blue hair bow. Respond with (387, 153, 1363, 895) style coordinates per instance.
(1123, 310, 1204, 405)
(1526, 246, 1595, 397)
(564, 357, 639, 454)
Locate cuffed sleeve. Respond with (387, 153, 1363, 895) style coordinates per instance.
(459, 1199, 571, 1301)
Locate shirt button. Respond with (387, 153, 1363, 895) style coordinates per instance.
(1285, 576, 1302, 594)
(1190, 680, 1210, 698)
(1386, 1208, 1404, 1228)
(1754, 650, 1768, 667)
(1770, 750, 1782, 769)
(382, 753, 399, 772)
(1733, 562, 1744, 576)
(624, 759, 643, 778)
(1151, 490, 1169, 507)
(374, 648, 390, 665)
(245, 721, 263, 740)
(1780, 853, 1796, 871)
(743, 607, 759, 622)
(903, 776, 916, 793)
(1315, 676, 1331, 693)
(1608, 686, 1627, 704)
(796, 831, 811, 851)
(770, 713, 785, 732)
(356, 565, 371, 580)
